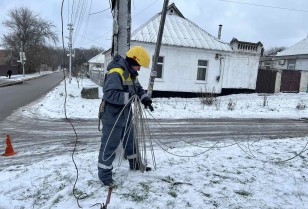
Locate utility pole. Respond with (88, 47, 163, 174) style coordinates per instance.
(67, 23, 74, 83)
(18, 41, 26, 84)
(111, 0, 131, 58)
(147, 0, 169, 98)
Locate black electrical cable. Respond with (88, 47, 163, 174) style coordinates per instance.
(61, 0, 83, 208)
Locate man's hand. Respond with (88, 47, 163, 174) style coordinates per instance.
(142, 98, 154, 112)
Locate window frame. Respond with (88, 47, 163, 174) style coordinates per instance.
(154, 56, 164, 79)
(287, 60, 296, 70)
(265, 62, 271, 70)
(196, 59, 208, 81)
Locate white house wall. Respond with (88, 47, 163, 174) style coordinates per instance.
(222, 54, 259, 90)
(300, 71, 308, 92)
(296, 59, 308, 71)
(273, 60, 287, 70)
(133, 42, 259, 94)
(272, 58, 308, 71)
(134, 42, 225, 94)
(275, 71, 282, 93)
(103, 42, 260, 94)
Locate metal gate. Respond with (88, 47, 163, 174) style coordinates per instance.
(280, 70, 301, 93)
(256, 69, 277, 93)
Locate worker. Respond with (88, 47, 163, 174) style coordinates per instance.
(98, 46, 154, 186)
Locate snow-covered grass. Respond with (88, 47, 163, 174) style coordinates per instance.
(1, 77, 308, 209)
(23, 78, 308, 119)
(1, 138, 307, 209)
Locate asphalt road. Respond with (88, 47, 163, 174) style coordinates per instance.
(0, 115, 307, 169)
(0, 72, 64, 122)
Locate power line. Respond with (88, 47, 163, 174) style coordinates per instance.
(74, 0, 87, 26)
(75, 0, 161, 48)
(73, 0, 88, 45)
(217, 0, 308, 13)
(89, 7, 110, 15)
(78, 0, 93, 46)
(132, 0, 160, 18)
(70, 0, 75, 23)
(67, 0, 70, 23)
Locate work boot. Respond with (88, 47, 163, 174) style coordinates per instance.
(129, 159, 152, 171)
(102, 179, 114, 187)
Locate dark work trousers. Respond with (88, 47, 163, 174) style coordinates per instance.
(98, 123, 135, 185)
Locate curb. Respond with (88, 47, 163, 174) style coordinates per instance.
(0, 74, 50, 87)
(0, 80, 24, 87)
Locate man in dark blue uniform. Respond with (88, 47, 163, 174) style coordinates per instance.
(98, 46, 154, 186)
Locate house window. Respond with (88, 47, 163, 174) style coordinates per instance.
(155, 56, 164, 79)
(287, 60, 296, 70)
(265, 62, 271, 70)
(196, 60, 208, 81)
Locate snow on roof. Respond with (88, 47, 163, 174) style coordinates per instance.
(131, 4, 232, 52)
(88, 52, 105, 64)
(277, 36, 308, 56)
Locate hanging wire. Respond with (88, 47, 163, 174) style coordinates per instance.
(73, 0, 88, 45)
(145, 110, 247, 150)
(100, 95, 155, 171)
(61, 0, 88, 207)
(217, 0, 308, 13)
(78, 0, 93, 47)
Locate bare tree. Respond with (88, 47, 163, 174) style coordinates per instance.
(74, 47, 104, 67)
(1, 7, 58, 73)
(264, 46, 286, 56)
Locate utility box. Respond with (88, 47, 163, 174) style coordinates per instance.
(81, 87, 99, 99)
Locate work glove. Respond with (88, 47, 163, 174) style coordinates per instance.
(142, 97, 154, 112)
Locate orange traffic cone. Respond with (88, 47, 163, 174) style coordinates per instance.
(2, 134, 16, 156)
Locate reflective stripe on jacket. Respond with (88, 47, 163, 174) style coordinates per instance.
(102, 58, 150, 127)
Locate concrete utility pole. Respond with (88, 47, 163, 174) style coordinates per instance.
(67, 23, 74, 83)
(111, 0, 131, 58)
(147, 0, 169, 98)
(18, 41, 26, 84)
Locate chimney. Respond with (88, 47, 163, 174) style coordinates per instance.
(218, 24, 223, 40)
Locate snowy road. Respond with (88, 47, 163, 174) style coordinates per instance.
(0, 72, 63, 122)
(1, 115, 307, 169)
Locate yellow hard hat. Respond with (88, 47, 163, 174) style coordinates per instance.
(126, 46, 150, 68)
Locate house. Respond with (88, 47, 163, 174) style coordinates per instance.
(87, 52, 105, 85)
(258, 36, 308, 93)
(88, 52, 105, 71)
(104, 3, 263, 96)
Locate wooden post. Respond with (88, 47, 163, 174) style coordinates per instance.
(147, 0, 169, 98)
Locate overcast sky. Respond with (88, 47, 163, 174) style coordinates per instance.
(0, 0, 307, 51)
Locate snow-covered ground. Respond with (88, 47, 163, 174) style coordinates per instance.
(1, 78, 308, 209)
(23, 77, 308, 120)
(0, 71, 53, 84)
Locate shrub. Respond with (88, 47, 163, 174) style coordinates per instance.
(228, 99, 236, 110)
(296, 100, 306, 110)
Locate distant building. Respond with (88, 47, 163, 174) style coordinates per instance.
(87, 52, 105, 85)
(88, 52, 105, 71)
(104, 3, 263, 96)
(0, 49, 18, 76)
(258, 37, 308, 93)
